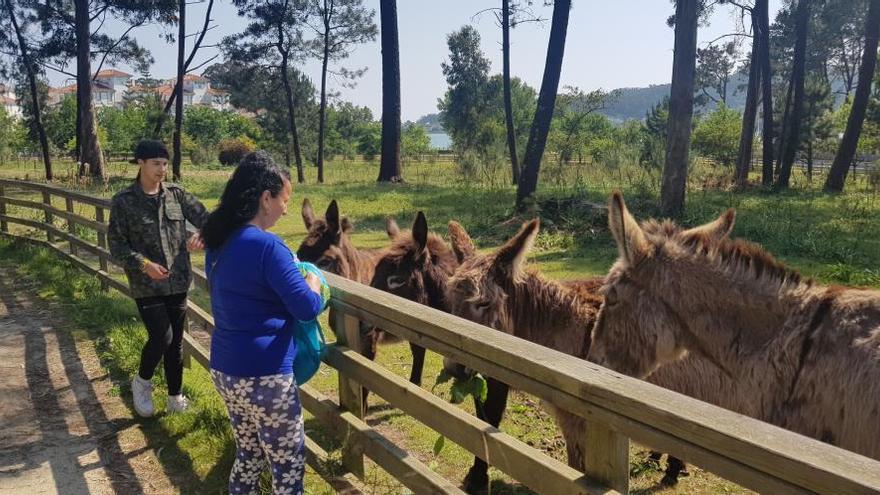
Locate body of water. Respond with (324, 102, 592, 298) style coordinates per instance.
(428, 133, 451, 151)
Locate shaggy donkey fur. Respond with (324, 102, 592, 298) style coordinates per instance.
(590, 192, 880, 461)
(443, 220, 743, 491)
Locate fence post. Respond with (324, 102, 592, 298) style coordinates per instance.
(0, 183, 7, 233)
(95, 206, 109, 290)
(65, 197, 77, 256)
(585, 421, 630, 493)
(332, 309, 365, 478)
(42, 191, 54, 243)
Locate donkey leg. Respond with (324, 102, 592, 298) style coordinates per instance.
(661, 456, 688, 486)
(557, 411, 586, 471)
(358, 325, 379, 412)
(408, 343, 426, 386)
(464, 378, 509, 494)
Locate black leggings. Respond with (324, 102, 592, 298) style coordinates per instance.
(135, 293, 188, 396)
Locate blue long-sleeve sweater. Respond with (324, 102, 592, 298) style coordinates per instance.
(206, 225, 323, 377)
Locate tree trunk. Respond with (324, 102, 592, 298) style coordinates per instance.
(172, 0, 185, 182)
(775, 77, 793, 175)
(280, 55, 306, 184)
(502, 0, 520, 185)
(660, 0, 699, 217)
(824, 0, 880, 192)
(377, 0, 403, 183)
(515, 0, 571, 209)
(807, 139, 813, 182)
(757, 0, 774, 186)
(153, 0, 215, 138)
(317, 24, 330, 184)
(775, 0, 811, 190)
(75, 0, 105, 181)
(75, 89, 82, 170)
(735, 25, 760, 188)
(5, 0, 52, 181)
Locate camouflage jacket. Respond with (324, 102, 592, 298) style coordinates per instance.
(108, 182, 208, 299)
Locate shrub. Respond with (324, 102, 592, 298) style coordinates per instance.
(692, 104, 742, 168)
(217, 137, 256, 167)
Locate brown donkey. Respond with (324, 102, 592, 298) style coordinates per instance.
(590, 192, 880, 461)
(296, 199, 428, 404)
(368, 211, 460, 396)
(443, 219, 743, 491)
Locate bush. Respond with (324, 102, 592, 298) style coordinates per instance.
(217, 137, 256, 167)
(692, 104, 742, 168)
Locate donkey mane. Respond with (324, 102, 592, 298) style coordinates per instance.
(642, 218, 810, 292)
(455, 252, 598, 354)
(385, 232, 456, 268)
(383, 231, 458, 309)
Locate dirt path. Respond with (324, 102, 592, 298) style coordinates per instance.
(0, 262, 177, 494)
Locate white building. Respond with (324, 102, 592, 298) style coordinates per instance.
(44, 69, 231, 111)
(43, 68, 231, 111)
(168, 73, 230, 110)
(94, 69, 133, 105)
(0, 84, 22, 118)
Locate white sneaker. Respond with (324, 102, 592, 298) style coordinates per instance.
(131, 376, 155, 417)
(167, 394, 189, 413)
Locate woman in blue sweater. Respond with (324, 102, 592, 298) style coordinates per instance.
(201, 152, 322, 495)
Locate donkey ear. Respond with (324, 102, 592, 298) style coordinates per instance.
(448, 221, 475, 264)
(340, 216, 354, 233)
(608, 192, 649, 265)
(683, 208, 736, 241)
(412, 211, 429, 254)
(386, 218, 400, 239)
(493, 219, 539, 278)
(302, 198, 316, 229)
(325, 200, 340, 233)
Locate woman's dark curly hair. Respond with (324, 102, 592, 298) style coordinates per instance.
(201, 151, 290, 249)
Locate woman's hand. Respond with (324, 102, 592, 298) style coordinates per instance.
(187, 232, 205, 252)
(143, 261, 171, 281)
(305, 272, 322, 294)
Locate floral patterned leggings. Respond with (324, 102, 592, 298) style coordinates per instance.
(212, 370, 306, 495)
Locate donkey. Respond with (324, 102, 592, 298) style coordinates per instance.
(589, 192, 880, 461)
(443, 219, 744, 492)
(296, 199, 428, 406)
(296, 199, 382, 283)
(367, 211, 461, 398)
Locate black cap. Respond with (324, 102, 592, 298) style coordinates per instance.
(130, 139, 170, 164)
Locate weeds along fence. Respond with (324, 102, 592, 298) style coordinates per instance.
(2, 178, 880, 495)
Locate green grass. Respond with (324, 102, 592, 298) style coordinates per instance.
(2, 155, 878, 493)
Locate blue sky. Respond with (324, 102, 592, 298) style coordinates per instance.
(52, 1, 784, 121)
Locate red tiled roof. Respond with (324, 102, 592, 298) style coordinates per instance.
(94, 69, 132, 78)
(183, 73, 208, 82)
(206, 87, 229, 95)
(50, 84, 78, 95)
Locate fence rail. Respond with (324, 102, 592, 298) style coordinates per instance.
(2, 178, 880, 495)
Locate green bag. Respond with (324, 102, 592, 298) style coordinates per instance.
(292, 261, 330, 384)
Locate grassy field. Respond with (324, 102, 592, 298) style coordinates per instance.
(1, 156, 878, 494)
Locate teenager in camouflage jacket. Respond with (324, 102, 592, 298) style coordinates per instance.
(108, 139, 207, 418)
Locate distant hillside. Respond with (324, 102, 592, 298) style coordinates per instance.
(416, 113, 444, 133)
(418, 73, 846, 127)
(600, 72, 754, 122)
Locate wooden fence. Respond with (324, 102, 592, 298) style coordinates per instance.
(2, 178, 880, 495)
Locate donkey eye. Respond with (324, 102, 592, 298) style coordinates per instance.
(604, 286, 619, 306)
(387, 275, 407, 290)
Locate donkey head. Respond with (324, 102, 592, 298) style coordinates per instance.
(369, 212, 461, 310)
(588, 192, 736, 378)
(442, 219, 539, 378)
(296, 198, 355, 275)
